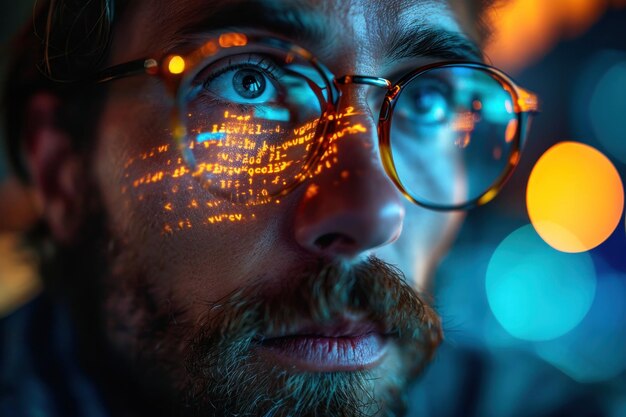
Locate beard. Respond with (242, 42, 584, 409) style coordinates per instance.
(177, 259, 442, 417)
(101, 255, 443, 417)
(46, 193, 442, 417)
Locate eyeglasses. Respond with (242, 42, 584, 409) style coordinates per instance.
(96, 32, 539, 210)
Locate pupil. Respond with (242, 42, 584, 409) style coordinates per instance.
(243, 75, 259, 91)
(233, 69, 266, 99)
(416, 89, 436, 113)
(414, 87, 447, 122)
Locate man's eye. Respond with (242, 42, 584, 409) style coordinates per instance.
(201, 59, 281, 105)
(232, 69, 267, 99)
(413, 86, 449, 123)
(398, 79, 452, 126)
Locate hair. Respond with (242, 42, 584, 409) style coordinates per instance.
(3, 0, 124, 181)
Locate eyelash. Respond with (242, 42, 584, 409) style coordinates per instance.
(201, 55, 283, 87)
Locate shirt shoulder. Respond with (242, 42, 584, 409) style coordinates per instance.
(0, 296, 108, 417)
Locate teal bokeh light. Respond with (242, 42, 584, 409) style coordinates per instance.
(573, 50, 626, 165)
(536, 269, 626, 382)
(486, 225, 596, 341)
(589, 57, 626, 164)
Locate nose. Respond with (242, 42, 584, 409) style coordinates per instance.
(293, 90, 405, 260)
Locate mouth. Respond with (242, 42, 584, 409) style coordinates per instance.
(255, 319, 390, 372)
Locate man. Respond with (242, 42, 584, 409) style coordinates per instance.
(1, 0, 534, 416)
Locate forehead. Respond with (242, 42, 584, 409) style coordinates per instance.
(113, 0, 479, 71)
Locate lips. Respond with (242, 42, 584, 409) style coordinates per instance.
(256, 319, 389, 371)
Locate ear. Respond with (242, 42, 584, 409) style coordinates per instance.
(24, 92, 87, 244)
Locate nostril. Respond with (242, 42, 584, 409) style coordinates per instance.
(314, 233, 356, 250)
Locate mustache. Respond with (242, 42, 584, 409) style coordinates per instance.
(188, 255, 442, 369)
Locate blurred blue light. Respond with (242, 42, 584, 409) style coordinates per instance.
(197, 132, 226, 142)
(589, 59, 626, 164)
(486, 225, 596, 341)
(536, 268, 626, 383)
(573, 50, 626, 165)
(254, 107, 291, 122)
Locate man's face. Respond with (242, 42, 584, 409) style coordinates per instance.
(82, 0, 470, 415)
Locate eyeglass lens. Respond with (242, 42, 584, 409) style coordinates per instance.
(389, 66, 518, 208)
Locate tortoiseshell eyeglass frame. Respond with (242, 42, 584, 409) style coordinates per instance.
(94, 32, 539, 211)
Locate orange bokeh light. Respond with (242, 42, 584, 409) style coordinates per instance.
(167, 56, 186, 75)
(486, 0, 626, 72)
(219, 33, 248, 48)
(527, 142, 624, 253)
(505, 119, 518, 143)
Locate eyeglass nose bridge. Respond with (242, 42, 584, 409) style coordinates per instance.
(335, 75, 392, 90)
(333, 75, 398, 122)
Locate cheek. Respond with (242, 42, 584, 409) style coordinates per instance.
(92, 88, 295, 314)
(374, 202, 463, 290)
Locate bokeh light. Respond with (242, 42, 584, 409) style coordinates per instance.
(536, 268, 626, 382)
(168, 55, 186, 74)
(527, 141, 624, 253)
(486, 225, 596, 341)
(589, 58, 626, 164)
(485, 0, 626, 72)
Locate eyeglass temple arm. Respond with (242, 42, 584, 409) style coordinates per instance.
(94, 58, 158, 84)
(517, 87, 540, 114)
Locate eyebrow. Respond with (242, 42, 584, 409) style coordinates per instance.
(386, 27, 483, 62)
(166, 0, 482, 62)
(168, 1, 328, 50)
